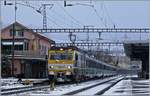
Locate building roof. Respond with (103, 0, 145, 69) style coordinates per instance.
(2, 21, 55, 44)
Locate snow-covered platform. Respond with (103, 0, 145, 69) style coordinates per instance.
(104, 76, 150, 95)
(1, 78, 48, 90)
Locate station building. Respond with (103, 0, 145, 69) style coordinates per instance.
(1, 22, 55, 78)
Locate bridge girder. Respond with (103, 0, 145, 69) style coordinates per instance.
(20, 28, 149, 33)
(54, 42, 123, 47)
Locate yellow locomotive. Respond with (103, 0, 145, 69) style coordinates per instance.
(48, 46, 76, 82)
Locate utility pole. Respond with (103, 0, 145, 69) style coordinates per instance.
(4, 0, 16, 77)
(18, 2, 53, 29)
(43, 4, 47, 29)
(12, 0, 17, 77)
(40, 4, 53, 29)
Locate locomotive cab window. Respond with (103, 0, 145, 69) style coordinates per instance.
(49, 51, 73, 60)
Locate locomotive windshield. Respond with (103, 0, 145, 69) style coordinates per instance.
(49, 52, 73, 60)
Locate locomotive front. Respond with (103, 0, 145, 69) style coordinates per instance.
(48, 47, 75, 82)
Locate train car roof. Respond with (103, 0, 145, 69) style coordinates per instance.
(77, 51, 117, 69)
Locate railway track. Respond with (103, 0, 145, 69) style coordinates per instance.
(64, 77, 124, 95)
(1, 85, 50, 95)
(1, 76, 123, 95)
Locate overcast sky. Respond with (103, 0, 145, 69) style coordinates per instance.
(1, 1, 150, 43)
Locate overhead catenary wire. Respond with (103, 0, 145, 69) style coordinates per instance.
(28, 1, 71, 27)
(46, 16, 63, 28)
(57, 2, 84, 27)
(21, 1, 114, 28)
(43, 5, 76, 27)
(21, 1, 62, 28)
(88, 2, 107, 27)
(62, 1, 106, 28)
(102, 2, 116, 28)
(92, 6, 107, 28)
(50, 9, 75, 27)
(23, 1, 76, 28)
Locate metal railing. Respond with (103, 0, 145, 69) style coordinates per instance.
(2, 50, 46, 59)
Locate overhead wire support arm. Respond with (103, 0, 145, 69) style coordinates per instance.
(54, 42, 123, 47)
(14, 2, 55, 29)
(23, 28, 150, 33)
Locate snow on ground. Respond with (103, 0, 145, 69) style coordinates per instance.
(75, 78, 122, 95)
(125, 75, 138, 78)
(103, 77, 150, 95)
(1, 78, 47, 90)
(1, 83, 32, 90)
(75, 84, 110, 95)
(103, 79, 133, 95)
(17, 76, 120, 96)
(1, 78, 31, 89)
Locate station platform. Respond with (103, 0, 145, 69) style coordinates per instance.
(104, 76, 150, 95)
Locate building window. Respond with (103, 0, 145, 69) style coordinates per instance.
(10, 30, 13, 36)
(10, 29, 24, 37)
(14, 45, 23, 50)
(18, 31, 24, 37)
(24, 42, 29, 50)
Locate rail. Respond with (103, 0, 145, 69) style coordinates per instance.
(64, 76, 124, 95)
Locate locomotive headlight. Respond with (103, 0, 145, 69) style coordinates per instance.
(67, 66, 71, 69)
(50, 66, 54, 68)
(66, 71, 71, 75)
(49, 71, 54, 75)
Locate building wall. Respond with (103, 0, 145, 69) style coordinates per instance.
(1, 22, 54, 78)
(1, 24, 52, 52)
(9, 60, 21, 75)
(1, 23, 51, 54)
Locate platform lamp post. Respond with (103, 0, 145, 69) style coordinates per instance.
(4, 0, 17, 77)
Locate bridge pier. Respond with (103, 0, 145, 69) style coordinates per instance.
(124, 40, 149, 79)
(141, 54, 149, 79)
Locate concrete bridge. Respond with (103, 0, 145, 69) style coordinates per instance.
(124, 40, 149, 79)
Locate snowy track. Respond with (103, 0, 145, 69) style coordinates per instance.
(1, 85, 50, 95)
(16, 76, 123, 96)
(65, 77, 123, 95)
(1, 76, 124, 96)
(103, 76, 150, 95)
(2, 86, 34, 92)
